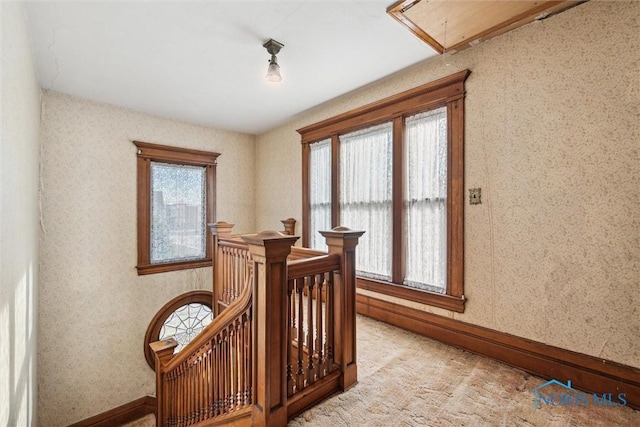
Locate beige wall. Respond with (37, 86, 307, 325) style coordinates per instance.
(0, 3, 42, 426)
(38, 92, 256, 426)
(256, 1, 639, 368)
(25, 1, 640, 424)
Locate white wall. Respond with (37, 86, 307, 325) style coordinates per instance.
(0, 3, 42, 426)
(256, 1, 640, 369)
(38, 92, 256, 426)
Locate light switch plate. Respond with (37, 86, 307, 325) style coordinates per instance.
(469, 188, 481, 205)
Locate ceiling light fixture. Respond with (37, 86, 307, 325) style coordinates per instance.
(263, 39, 284, 83)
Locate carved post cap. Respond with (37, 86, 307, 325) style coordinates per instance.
(150, 338, 178, 365)
(320, 226, 365, 249)
(242, 231, 299, 258)
(280, 218, 297, 235)
(209, 221, 235, 236)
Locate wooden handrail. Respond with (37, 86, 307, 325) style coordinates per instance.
(216, 237, 247, 250)
(287, 254, 340, 279)
(163, 283, 252, 373)
(289, 246, 327, 260)
(152, 277, 253, 427)
(151, 226, 254, 427)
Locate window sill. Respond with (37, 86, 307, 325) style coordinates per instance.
(356, 276, 466, 313)
(136, 258, 212, 276)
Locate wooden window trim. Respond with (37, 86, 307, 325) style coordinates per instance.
(298, 70, 470, 143)
(391, 115, 405, 284)
(330, 134, 340, 228)
(299, 70, 470, 312)
(133, 141, 220, 275)
(357, 277, 465, 312)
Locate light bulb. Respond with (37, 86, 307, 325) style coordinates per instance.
(266, 60, 282, 83)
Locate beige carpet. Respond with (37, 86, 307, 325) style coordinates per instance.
(289, 315, 640, 427)
(125, 315, 639, 426)
(121, 413, 155, 427)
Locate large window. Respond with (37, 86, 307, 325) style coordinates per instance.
(404, 107, 448, 293)
(134, 141, 219, 275)
(308, 139, 332, 251)
(340, 123, 393, 281)
(299, 70, 469, 312)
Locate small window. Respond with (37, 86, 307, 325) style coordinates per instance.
(134, 141, 220, 275)
(150, 162, 206, 264)
(144, 290, 213, 370)
(159, 302, 213, 353)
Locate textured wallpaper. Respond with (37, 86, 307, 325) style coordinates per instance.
(256, 1, 639, 369)
(1, 3, 42, 427)
(38, 93, 256, 425)
(36, 2, 639, 424)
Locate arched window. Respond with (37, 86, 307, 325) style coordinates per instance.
(144, 290, 213, 370)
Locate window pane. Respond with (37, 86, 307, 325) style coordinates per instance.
(309, 139, 332, 250)
(405, 107, 447, 292)
(150, 162, 206, 264)
(159, 303, 213, 353)
(340, 122, 393, 280)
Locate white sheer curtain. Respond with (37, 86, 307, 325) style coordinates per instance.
(340, 122, 393, 280)
(404, 107, 447, 293)
(309, 139, 332, 250)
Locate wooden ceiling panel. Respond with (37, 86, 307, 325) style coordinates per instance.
(388, 0, 587, 53)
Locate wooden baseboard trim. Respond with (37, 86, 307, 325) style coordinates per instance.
(356, 294, 640, 410)
(68, 395, 156, 427)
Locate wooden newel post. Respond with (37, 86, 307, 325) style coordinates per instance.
(242, 231, 299, 427)
(150, 338, 178, 427)
(209, 221, 235, 316)
(320, 226, 365, 390)
(280, 218, 297, 236)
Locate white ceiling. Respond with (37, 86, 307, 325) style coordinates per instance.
(25, 1, 437, 135)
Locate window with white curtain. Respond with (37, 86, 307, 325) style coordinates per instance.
(308, 114, 447, 291)
(340, 123, 393, 280)
(309, 139, 332, 250)
(300, 70, 468, 312)
(404, 107, 447, 293)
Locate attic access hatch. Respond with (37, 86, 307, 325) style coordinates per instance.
(387, 0, 587, 54)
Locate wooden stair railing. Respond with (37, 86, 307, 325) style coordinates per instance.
(242, 231, 300, 426)
(211, 220, 297, 316)
(151, 221, 363, 427)
(284, 227, 365, 419)
(210, 222, 252, 316)
(286, 254, 341, 396)
(151, 229, 254, 427)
